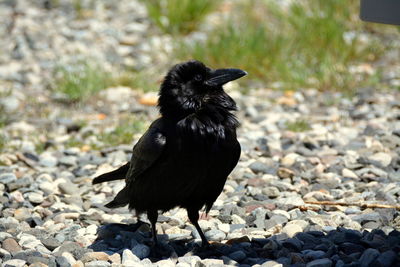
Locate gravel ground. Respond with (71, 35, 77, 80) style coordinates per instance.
(1, 1, 400, 267)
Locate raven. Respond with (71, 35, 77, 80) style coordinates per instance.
(93, 60, 246, 246)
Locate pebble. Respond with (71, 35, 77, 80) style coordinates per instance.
(359, 248, 380, 266)
(122, 249, 140, 265)
(2, 259, 27, 267)
(205, 229, 226, 241)
(282, 224, 303, 238)
(27, 192, 44, 204)
(131, 244, 150, 259)
(306, 258, 332, 267)
(39, 153, 58, 167)
(228, 250, 247, 262)
(2, 238, 22, 253)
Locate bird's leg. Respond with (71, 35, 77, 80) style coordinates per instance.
(147, 209, 158, 245)
(187, 209, 209, 247)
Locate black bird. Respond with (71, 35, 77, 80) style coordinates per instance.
(92, 60, 246, 246)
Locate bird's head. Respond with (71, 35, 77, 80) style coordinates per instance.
(158, 60, 247, 118)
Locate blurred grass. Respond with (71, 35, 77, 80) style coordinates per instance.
(285, 119, 311, 132)
(53, 60, 112, 102)
(175, 0, 386, 92)
(99, 116, 146, 146)
(139, 0, 219, 35)
(52, 60, 153, 102)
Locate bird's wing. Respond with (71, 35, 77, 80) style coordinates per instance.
(125, 119, 166, 184)
(104, 119, 166, 208)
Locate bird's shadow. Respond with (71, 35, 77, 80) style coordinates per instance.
(88, 222, 400, 266)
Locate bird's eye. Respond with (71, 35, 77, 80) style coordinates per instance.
(194, 74, 202, 82)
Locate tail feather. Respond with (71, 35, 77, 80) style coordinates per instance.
(105, 187, 130, 208)
(92, 163, 130, 184)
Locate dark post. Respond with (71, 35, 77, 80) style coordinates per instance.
(360, 0, 400, 25)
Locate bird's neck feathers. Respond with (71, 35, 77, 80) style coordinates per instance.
(163, 94, 239, 140)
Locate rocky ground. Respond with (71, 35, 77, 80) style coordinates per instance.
(1, 1, 400, 267)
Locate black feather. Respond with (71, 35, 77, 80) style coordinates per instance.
(92, 60, 246, 246)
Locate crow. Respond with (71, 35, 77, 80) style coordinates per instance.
(92, 60, 246, 246)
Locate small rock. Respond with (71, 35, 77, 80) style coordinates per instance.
(359, 248, 380, 266)
(282, 223, 303, 238)
(2, 259, 26, 267)
(81, 251, 109, 262)
(39, 153, 57, 167)
(27, 192, 44, 204)
(369, 152, 392, 167)
(201, 259, 224, 266)
(58, 182, 80, 195)
(41, 237, 61, 251)
(342, 168, 358, 179)
(122, 249, 140, 265)
(0, 232, 13, 242)
(204, 229, 226, 241)
(306, 258, 332, 267)
(109, 253, 121, 264)
(178, 256, 201, 265)
(132, 244, 150, 259)
(228, 250, 247, 262)
(2, 238, 22, 253)
(249, 161, 277, 174)
(0, 173, 17, 183)
(86, 260, 111, 267)
(59, 156, 77, 167)
(61, 251, 76, 265)
(281, 153, 299, 167)
(373, 250, 396, 267)
(261, 260, 283, 267)
(277, 167, 295, 179)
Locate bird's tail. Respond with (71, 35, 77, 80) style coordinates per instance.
(105, 187, 130, 208)
(92, 163, 130, 184)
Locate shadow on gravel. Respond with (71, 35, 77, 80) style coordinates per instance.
(89, 222, 400, 266)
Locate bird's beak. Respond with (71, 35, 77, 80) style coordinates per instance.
(206, 68, 247, 87)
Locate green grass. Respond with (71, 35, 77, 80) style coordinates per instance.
(52, 59, 159, 102)
(113, 70, 157, 92)
(140, 0, 219, 35)
(177, 0, 385, 92)
(285, 119, 311, 132)
(99, 116, 146, 146)
(53, 60, 112, 102)
(0, 133, 6, 152)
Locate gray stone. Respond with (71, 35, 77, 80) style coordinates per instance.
(304, 250, 326, 260)
(42, 237, 61, 251)
(0, 173, 17, 183)
(39, 154, 58, 167)
(351, 212, 381, 224)
(373, 250, 396, 267)
(261, 261, 283, 267)
(306, 258, 332, 267)
(131, 244, 150, 260)
(249, 160, 277, 174)
(204, 229, 226, 241)
(282, 224, 303, 238)
(55, 256, 71, 267)
(359, 248, 380, 266)
(0, 232, 13, 242)
(27, 192, 44, 204)
(228, 250, 247, 262)
(178, 256, 201, 265)
(59, 156, 77, 167)
(86, 260, 111, 267)
(58, 182, 80, 196)
(2, 259, 26, 267)
(122, 249, 140, 265)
